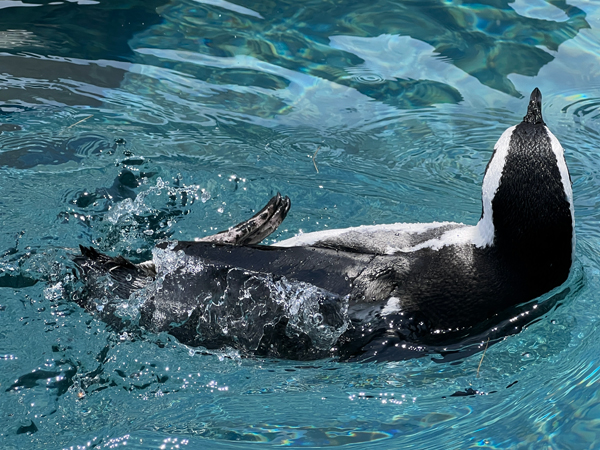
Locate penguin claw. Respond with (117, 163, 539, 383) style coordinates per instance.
(196, 193, 291, 245)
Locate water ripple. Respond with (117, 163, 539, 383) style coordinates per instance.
(0, 0, 600, 448)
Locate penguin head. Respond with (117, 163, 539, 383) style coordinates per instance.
(522, 87, 544, 125)
(475, 88, 573, 282)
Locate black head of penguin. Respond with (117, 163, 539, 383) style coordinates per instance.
(483, 88, 573, 297)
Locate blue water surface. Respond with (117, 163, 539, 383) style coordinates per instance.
(1, 0, 600, 448)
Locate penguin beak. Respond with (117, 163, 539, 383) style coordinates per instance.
(523, 88, 544, 125)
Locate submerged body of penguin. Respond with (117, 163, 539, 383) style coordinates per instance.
(75, 88, 574, 361)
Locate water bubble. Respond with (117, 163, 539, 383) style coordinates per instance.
(43, 282, 64, 301)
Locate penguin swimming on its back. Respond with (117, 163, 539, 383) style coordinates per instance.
(75, 88, 574, 361)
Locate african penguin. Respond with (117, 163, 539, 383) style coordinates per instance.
(74, 88, 574, 361)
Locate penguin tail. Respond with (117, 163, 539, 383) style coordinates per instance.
(73, 245, 156, 299)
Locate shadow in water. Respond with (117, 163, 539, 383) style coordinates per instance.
(0, 0, 169, 107)
(212, 0, 589, 98)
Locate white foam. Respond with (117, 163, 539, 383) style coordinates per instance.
(381, 297, 401, 316)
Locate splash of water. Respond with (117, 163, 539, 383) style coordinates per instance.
(122, 244, 352, 354)
(105, 177, 201, 226)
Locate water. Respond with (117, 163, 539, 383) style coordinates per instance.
(1, 0, 600, 448)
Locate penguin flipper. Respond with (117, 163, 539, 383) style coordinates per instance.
(196, 193, 291, 245)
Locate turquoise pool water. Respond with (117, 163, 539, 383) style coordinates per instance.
(1, 0, 600, 448)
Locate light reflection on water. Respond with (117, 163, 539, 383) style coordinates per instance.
(0, 0, 600, 448)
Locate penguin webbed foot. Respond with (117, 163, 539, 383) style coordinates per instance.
(197, 193, 291, 245)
